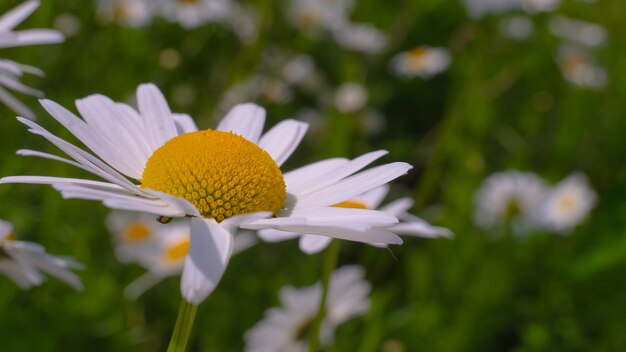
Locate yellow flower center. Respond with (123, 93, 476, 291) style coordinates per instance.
(165, 239, 190, 261)
(557, 193, 577, 212)
(141, 129, 286, 222)
(333, 200, 368, 209)
(124, 222, 152, 242)
(5, 233, 15, 241)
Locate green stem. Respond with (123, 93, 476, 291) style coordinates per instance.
(308, 241, 341, 352)
(167, 300, 198, 352)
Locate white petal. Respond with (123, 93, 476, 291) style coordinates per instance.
(379, 197, 414, 217)
(0, 1, 39, 31)
(388, 221, 454, 238)
(173, 113, 198, 134)
(286, 207, 398, 227)
(217, 103, 266, 143)
(0, 29, 64, 48)
(220, 212, 272, 232)
(284, 158, 349, 194)
(125, 272, 167, 299)
(294, 162, 413, 209)
(290, 150, 389, 196)
(136, 83, 178, 149)
(258, 119, 308, 167)
(353, 185, 389, 209)
(257, 229, 300, 243)
(181, 218, 233, 304)
(299, 235, 332, 254)
(0, 85, 33, 119)
(143, 189, 200, 216)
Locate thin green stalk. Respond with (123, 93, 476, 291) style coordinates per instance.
(167, 300, 198, 352)
(308, 240, 341, 352)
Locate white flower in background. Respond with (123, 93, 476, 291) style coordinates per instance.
(499, 16, 534, 40)
(549, 16, 607, 48)
(281, 55, 315, 85)
(539, 173, 596, 234)
(53, 13, 81, 37)
(462, 0, 520, 19)
(287, 0, 353, 31)
(0, 0, 64, 119)
(391, 46, 451, 79)
(557, 45, 607, 90)
(0, 219, 82, 290)
(474, 171, 547, 233)
(332, 23, 388, 54)
(107, 211, 257, 298)
(1, 83, 411, 304)
(521, 0, 560, 13)
(334, 82, 368, 114)
(158, 0, 232, 28)
(225, 4, 259, 44)
(245, 265, 370, 351)
(260, 185, 452, 254)
(96, 0, 155, 27)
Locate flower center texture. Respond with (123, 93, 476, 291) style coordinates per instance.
(141, 129, 286, 222)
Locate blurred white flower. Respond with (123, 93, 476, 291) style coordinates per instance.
(287, 0, 353, 31)
(96, 0, 155, 27)
(462, 0, 520, 19)
(282, 55, 316, 85)
(332, 23, 388, 54)
(334, 82, 368, 114)
(557, 45, 607, 90)
(260, 185, 453, 254)
(225, 4, 259, 44)
(499, 16, 534, 40)
(158, 0, 232, 28)
(245, 265, 370, 351)
(549, 16, 607, 48)
(521, 0, 560, 13)
(474, 171, 547, 233)
(539, 173, 596, 234)
(0, 0, 64, 119)
(391, 46, 451, 79)
(53, 13, 81, 37)
(0, 219, 82, 290)
(107, 211, 257, 298)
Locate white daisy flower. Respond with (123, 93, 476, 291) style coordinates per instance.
(107, 211, 257, 298)
(157, 0, 233, 29)
(521, 0, 560, 13)
(390, 46, 451, 79)
(96, 0, 156, 28)
(549, 16, 607, 48)
(245, 265, 370, 352)
(1, 83, 411, 304)
(334, 82, 368, 114)
(259, 185, 452, 254)
(0, 0, 64, 119)
(0, 219, 82, 290)
(539, 173, 596, 234)
(462, 0, 520, 19)
(474, 171, 547, 233)
(557, 45, 607, 90)
(331, 23, 388, 54)
(499, 16, 534, 41)
(286, 0, 353, 32)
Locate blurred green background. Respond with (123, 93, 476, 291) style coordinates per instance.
(1, 0, 625, 351)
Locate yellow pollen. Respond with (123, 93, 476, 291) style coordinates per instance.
(141, 129, 286, 222)
(557, 193, 576, 211)
(165, 239, 190, 261)
(124, 222, 152, 242)
(333, 200, 369, 209)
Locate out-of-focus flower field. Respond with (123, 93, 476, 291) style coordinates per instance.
(1, 0, 625, 350)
